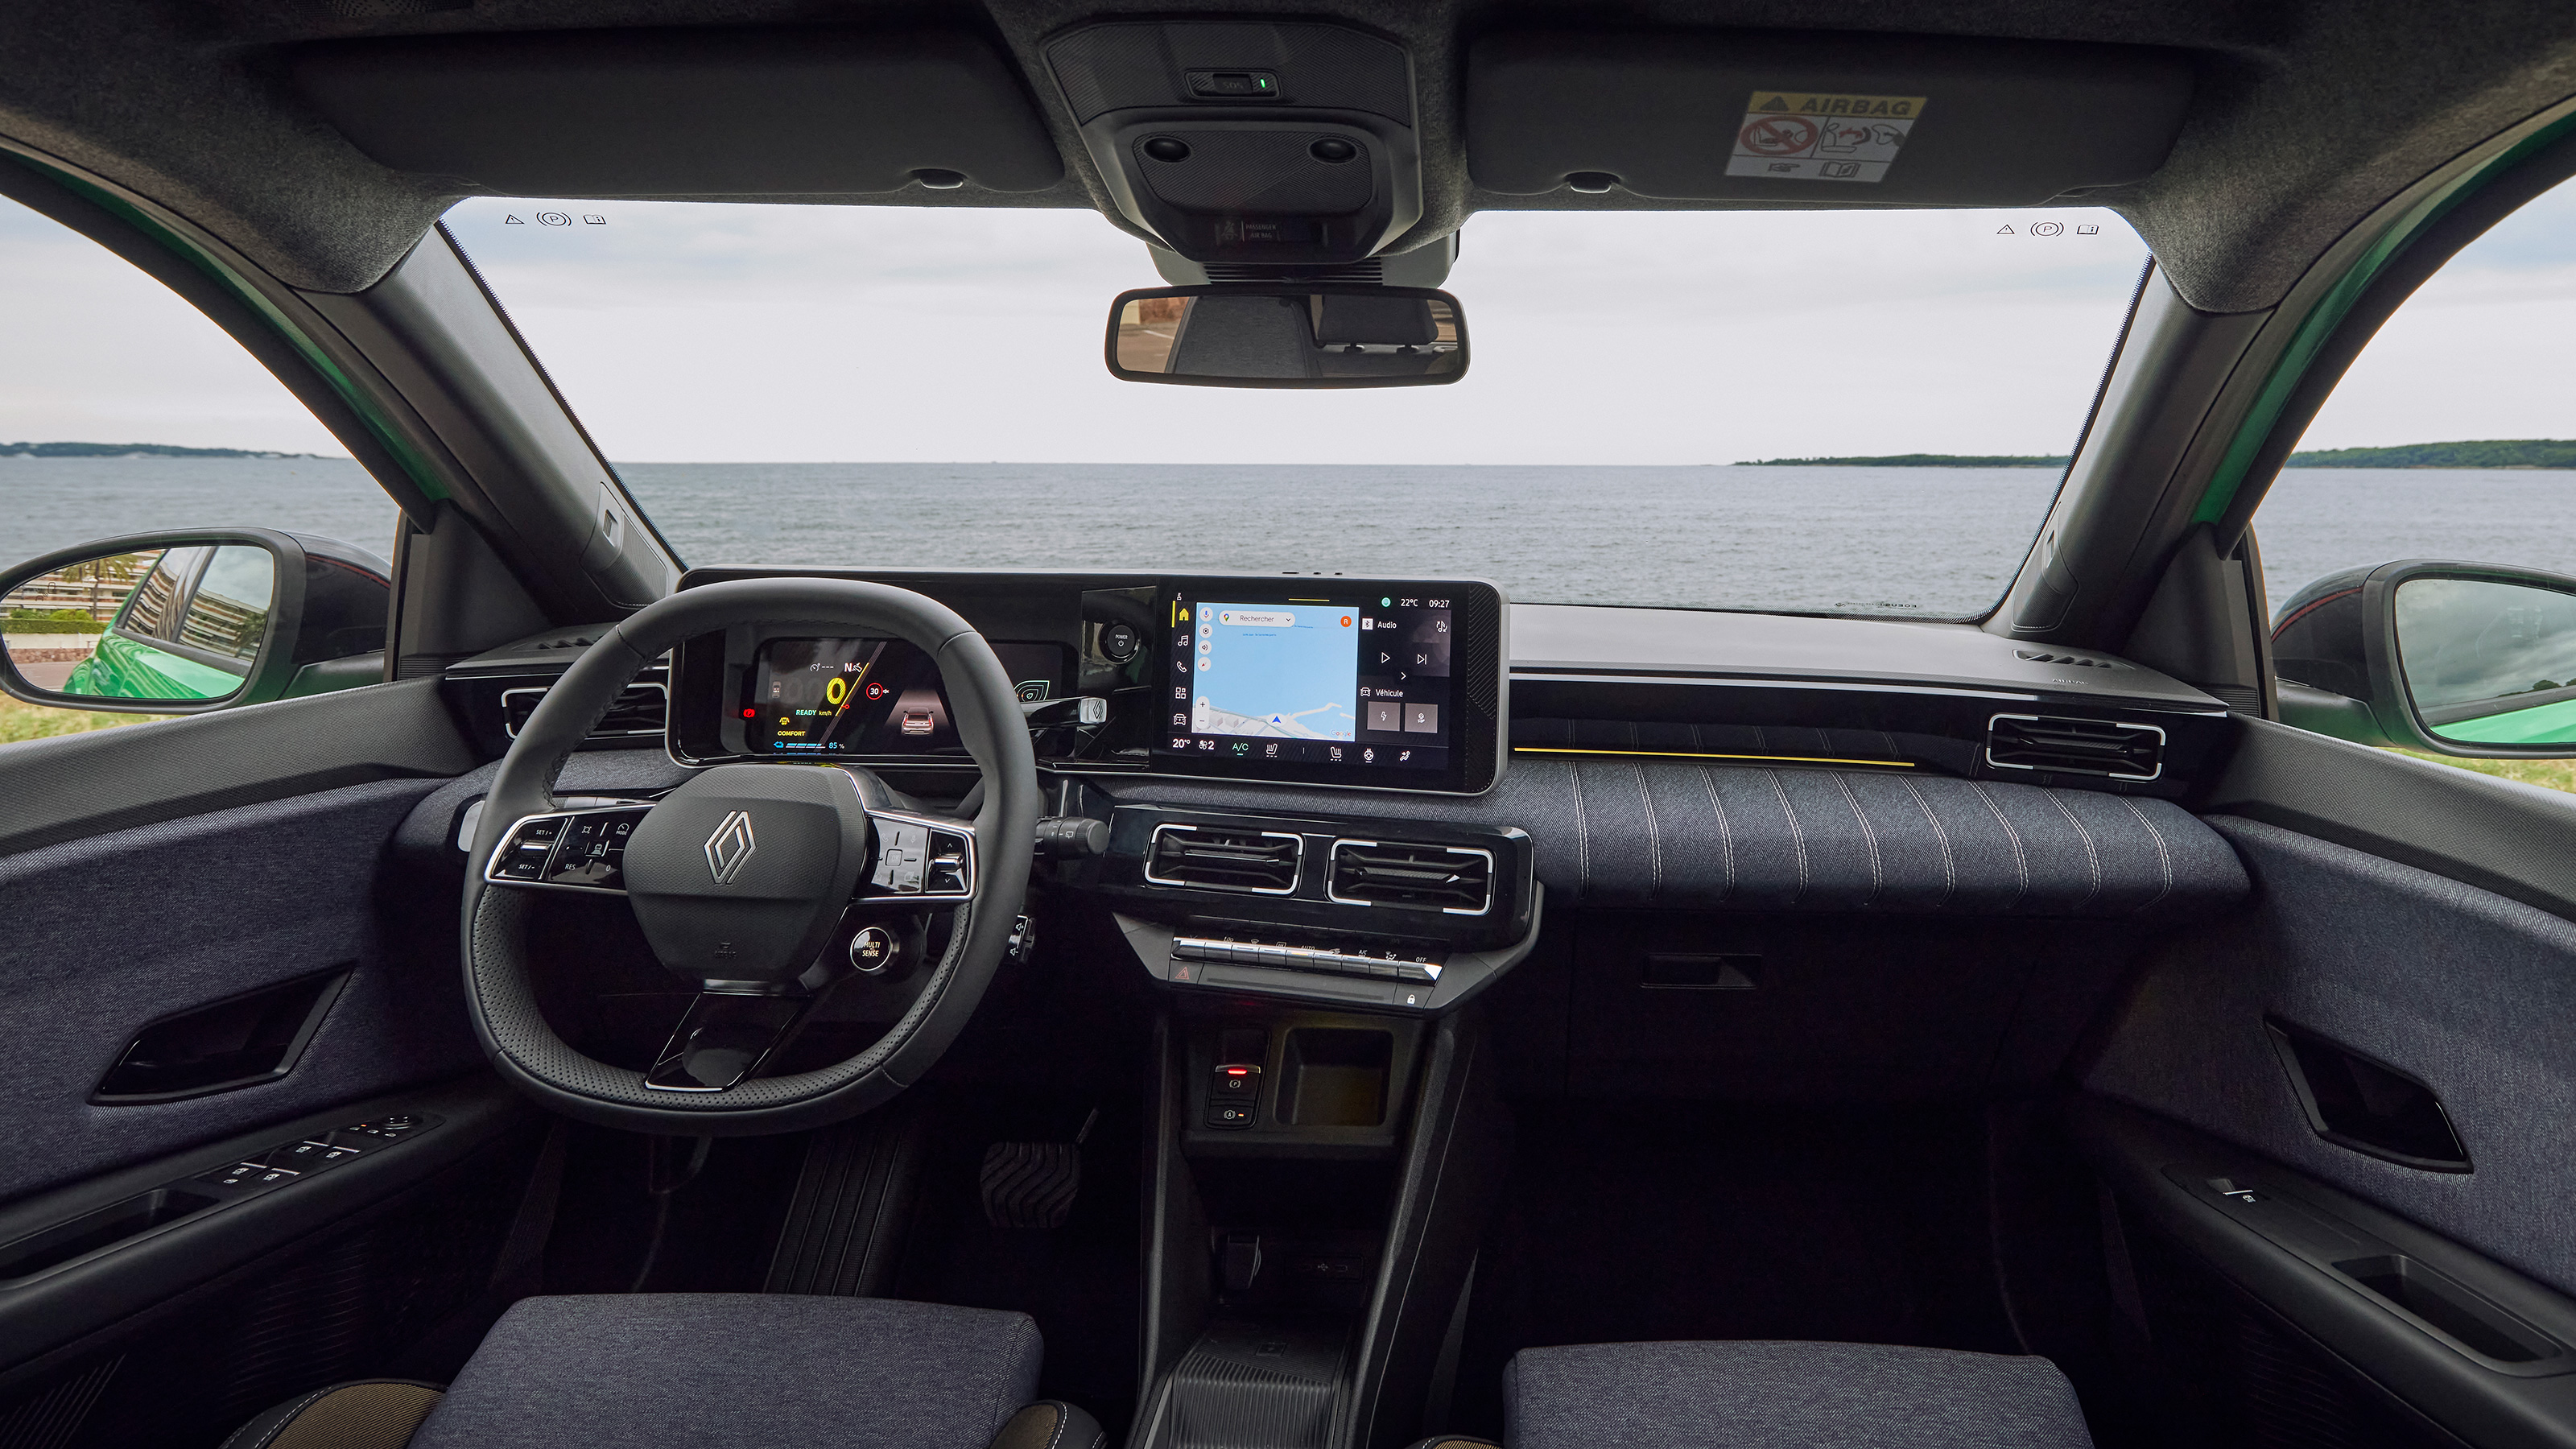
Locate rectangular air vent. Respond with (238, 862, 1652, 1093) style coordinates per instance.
(1145, 824, 1302, 895)
(1985, 713, 2165, 782)
(1327, 840, 1493, 914)
(503, 681, 669, 740)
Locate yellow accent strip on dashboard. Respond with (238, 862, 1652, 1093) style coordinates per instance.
(1513, 746, 1914, 768)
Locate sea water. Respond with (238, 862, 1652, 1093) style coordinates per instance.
(6, 456, 2573, 621)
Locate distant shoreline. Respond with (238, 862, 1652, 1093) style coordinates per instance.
(1744, 440, 2576, 469)
(1, 441, 322, 460)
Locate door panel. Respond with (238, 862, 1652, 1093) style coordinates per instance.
(2074, 1098, 2576, 1449)
(0, 769, 485, 1203)
(2083, 806, 2576, 1298)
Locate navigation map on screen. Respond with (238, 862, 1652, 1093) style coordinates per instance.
(1190, 605, 1358, 741)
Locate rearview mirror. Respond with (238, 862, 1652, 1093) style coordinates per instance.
(2273, 559, 2576, 755)
(0, 528, 392, 715)
(1106, 284, 1467, 388)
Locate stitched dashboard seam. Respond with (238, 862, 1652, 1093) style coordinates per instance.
(1897, 774, 1958, 910)
(1568, 761, 1591, 900)
(1636, 764, 1662, 903)
(2044, 790, 2105, 913)
(1969, 782, 2032, 911)
(1697, 764, 1736, 906)
(1764, 769, 1809, 907)
(2116, 794, 2176, 915)
(1831, 771, 1884, 909)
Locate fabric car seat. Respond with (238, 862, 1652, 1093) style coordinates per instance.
(1408, 1340, 2096, 1448)
(219, 1294, 1105, 1449)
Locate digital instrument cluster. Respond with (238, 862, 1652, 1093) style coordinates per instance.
(741, 638, 1070, 758)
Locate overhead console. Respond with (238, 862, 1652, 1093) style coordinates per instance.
(1468, 30, 2193, 204)
(1043, 19, 1422, 270)
(666, 571, 1508, 796)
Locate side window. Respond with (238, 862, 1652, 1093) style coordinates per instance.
(0, 193, 400, 740)
(2254, 171, 2576, 787)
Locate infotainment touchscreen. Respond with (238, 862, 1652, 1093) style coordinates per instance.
(1153, 578, 1503, 792)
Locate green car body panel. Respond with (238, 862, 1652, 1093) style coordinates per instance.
(62, 630, 244, 700)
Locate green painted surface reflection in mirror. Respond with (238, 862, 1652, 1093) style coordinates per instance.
(2396, 578, 2576, 745)
(5, 545, 272, 703)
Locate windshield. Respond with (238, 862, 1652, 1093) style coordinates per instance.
(444, 200, 2149, 617)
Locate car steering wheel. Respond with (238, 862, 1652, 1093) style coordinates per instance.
(459, 578, 1038, 1135)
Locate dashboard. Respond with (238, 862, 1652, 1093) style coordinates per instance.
(441, 567, 2244, 1019)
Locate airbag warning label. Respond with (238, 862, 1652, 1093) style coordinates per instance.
(1727, 92, 1926, 184)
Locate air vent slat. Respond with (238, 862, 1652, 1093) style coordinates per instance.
(1985, 714, 2164, 781)
(1146, 825, 1302, 894)
(1329, 840, 1492, 914)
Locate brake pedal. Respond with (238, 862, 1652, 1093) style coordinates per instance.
(980, 1109, 1097, 1229)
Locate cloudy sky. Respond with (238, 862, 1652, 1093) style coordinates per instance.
(0, 182, 2569, 463)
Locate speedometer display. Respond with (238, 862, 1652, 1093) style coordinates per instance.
(742, 636, 1069, 757)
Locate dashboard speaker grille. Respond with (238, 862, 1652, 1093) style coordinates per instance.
(1329, 840, 1492, 913)
(1146, 825, 1302, 894)
(1985, 714, 2165, 781)
(1458, 586, 1501, 791)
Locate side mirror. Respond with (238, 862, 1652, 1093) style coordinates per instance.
(1106, 284, 1467, 388)
(2274, 559, 2576, 756)
(0, 528, 390, 716)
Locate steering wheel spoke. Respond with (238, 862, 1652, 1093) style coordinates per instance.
(481, 803, 654, 894)
(646, 991, 816, 1092)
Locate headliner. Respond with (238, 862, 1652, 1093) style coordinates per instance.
(1, 0, 2572, 312)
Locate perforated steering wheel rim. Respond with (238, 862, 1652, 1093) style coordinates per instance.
(458, 577, 1039, 1136)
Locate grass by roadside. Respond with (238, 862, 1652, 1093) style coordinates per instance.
(2392, 749, 2576, 794)
(0, 694, 155, 745)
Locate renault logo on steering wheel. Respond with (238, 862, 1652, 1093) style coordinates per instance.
(703, 810, 758, 884)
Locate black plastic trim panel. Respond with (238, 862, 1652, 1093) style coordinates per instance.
(0, 678, 476, 858)
(0, 1076, 525, 1372)
(2207, 715, 2576, 927)
(2073, 1095, 2576, 1447)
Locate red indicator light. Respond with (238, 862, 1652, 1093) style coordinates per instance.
(741, 708, 757, 718)
(1225, 1067, 1249, 1075)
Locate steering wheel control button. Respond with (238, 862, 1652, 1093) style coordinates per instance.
(849, 925, 901, 974)
(873, 823, 929, 893)
(547, 810, 645, 888)
(865, 815, 975, 898)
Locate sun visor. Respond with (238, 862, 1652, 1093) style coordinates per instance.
(292, 28, 1064, 196)
(1468, 31, 2193, 204)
